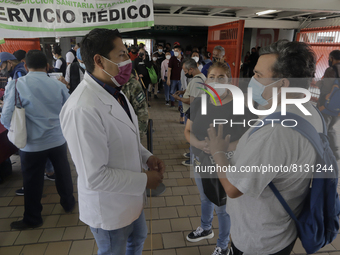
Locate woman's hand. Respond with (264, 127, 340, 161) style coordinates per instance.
(197, 140, 211, 155)
(205, 124, 230, 156)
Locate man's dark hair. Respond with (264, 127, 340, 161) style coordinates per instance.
(166, 43, 171, 47)
(81, 28, 122, 73)
(76, 43, 80, 48)
(53, 45, 62, 55)
(204, 51, 211, 59)
(13, 50, 26, 61)
(260, 40, 316, 89)
(330, 50, 340, 60)
(25, 50, 47, 69)
(182, 58, 198, 70)
(174, 45, 182, 52)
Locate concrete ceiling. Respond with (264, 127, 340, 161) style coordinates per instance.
(153, 0, 340, 29)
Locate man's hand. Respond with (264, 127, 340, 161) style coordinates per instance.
(172, 94, 180, 100)
(206, 124, 230, 155)
(198, 140, 211, 154)
(145, 171, 163, 190)
(146, 156, 165, 175)
(58, 76, 69, 88)
(139, 74, 144, 78)
(167, 80, 171, 86)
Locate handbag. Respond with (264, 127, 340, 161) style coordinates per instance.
(194, 152, 227, 206)
(7, 80, 27, 149)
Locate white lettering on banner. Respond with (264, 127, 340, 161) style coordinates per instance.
(0, 0, 154, 37)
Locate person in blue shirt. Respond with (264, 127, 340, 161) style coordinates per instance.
(201, 46, 232, 78)
(0, 52, 27, 80)
(1, 50, 75, 230)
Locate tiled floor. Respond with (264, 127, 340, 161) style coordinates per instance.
(1, 93, 340, 255)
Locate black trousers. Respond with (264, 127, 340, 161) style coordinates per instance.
(20, 143, 75, 225)
(230, 239, 296, 255)
(322, 113, 340, 160)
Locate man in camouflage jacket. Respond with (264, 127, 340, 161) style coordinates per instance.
(122, 74, 148, 139)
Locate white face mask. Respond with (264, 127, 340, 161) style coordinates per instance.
(152, 57, 157, 61)
(158, 49, 163, 53)
(192, 56, 199, 63)
(207, 82, 227, 97)
(53, 55, 57, 60)
(166, 55, 171, 60)
(174, 52, 179, 57)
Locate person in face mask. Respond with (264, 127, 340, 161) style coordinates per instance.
(154, 44, 165, 65)
(161, 51, 172, 105)
(148, 52, 161, 99)
(52, 45, 67, 77)
(316, 50, 340, 160)
(59, 28, 165, 255)
(201, 45, 232, 78)
(0, 52, 27, 80)
(167, 45, 183, 108)
(58, 48, 86, 94)
(206, 40, 320, 255)
(184, 61, 257, 255)
(191, 51, 203, 71)
(133, 48, 151, 105)
(128, 45, 138, 62)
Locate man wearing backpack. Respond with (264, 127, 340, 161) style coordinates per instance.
(58, 48, 85, 94)
(316, 50, 340, 160)
(206, 40, 326, 255)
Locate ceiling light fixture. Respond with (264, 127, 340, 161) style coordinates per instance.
(256, 10, 278, 16)
(319, 17, 327, 19)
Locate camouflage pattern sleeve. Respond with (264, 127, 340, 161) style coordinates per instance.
(122, 74, 149, 139)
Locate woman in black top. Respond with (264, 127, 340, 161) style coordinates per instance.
(52, 45, 67, 77)
(184, 62, 257, 255)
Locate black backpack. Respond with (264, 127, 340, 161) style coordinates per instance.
(69, 62, 85, 94)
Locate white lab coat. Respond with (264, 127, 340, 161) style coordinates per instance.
(60, 72, 152, 230)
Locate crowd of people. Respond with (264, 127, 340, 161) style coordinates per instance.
(0, 28, 340, 255)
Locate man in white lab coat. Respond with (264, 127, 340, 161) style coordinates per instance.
(60, 28, 165, 255)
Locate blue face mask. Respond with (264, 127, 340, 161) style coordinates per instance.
(79, 62, 86, 70)
(248, 77, 279, 106)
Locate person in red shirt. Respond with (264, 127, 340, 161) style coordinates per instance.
(128, 46, 138, 62)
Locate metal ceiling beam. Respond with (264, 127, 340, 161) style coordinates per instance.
(275, 11, 313, 20)
(170, 6, 182, 14)
(154, 14, 300, 29)
(154, 0, 340, 13)
(179, 7, 191, 14)
(208, 8, 230, 16)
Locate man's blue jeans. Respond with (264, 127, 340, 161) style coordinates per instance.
(170, 80, 182, 103)
(163, 80, 170, 102)
(90, 211, 148, 255)
(194, 170, 231, 250)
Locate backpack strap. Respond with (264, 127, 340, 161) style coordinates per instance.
(332, 65, 340, 79)
(268, 182, 299, 222)
(249, 110, 326, 224)
(249, 111, 325, 157)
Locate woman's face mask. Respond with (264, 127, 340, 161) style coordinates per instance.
(192, 56, 199, 63)
(166, 55, 171, 60)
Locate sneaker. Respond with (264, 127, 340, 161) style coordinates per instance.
(16, 187, 24, 196)
(44, 173, 55, 181)
(170, 101, 175, 107)
(212, 246, 230, 255)
(165, 101, 169, 106)
(182, 159, 192, 167)
(187, 226, 214, 242)
(183, 152, 190, 159)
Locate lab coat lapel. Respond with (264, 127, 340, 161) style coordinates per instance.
(84, 73, 137, 134)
